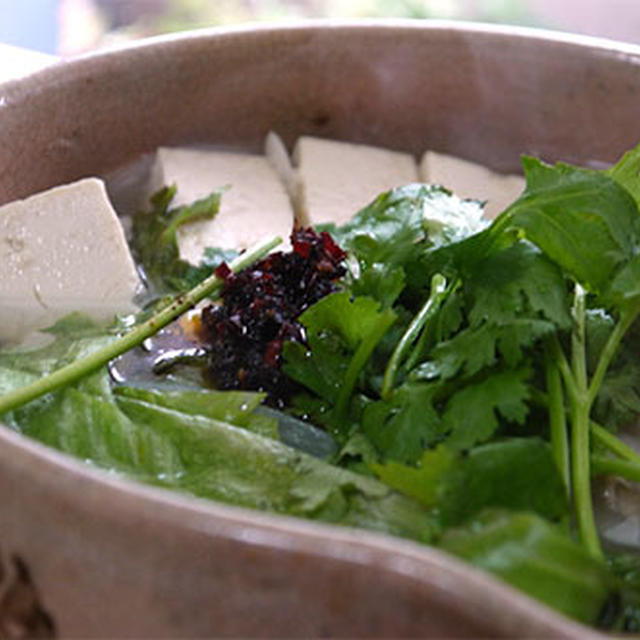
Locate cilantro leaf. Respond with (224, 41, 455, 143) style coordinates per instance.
(465, 242, 571, 330)
(369, 444, 456, 507)
(325, 184, 485, 304)
(362, 381, 443, 463)
(370, 438, 567, 525)
(348, 263, 406, 309)
(131, 185, 224, 292)
(427, 320, 551, 381)
(441, 369, 531, 450)
(401, 242, 569, 384)
(607, 141, 640, 210)
(436, 438, 567, 524)
(428, 324, 498, 379)
(493, 157, 640, 296)
(283, 292, 396, 436)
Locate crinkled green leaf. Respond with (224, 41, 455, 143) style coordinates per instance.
(440, 509, 614, 625)
(299, 291, 391, 350)
(348, 263, 406, 309)
(326, 184, 485, 302)
(362, 381, 443, 463)
(131, 185, 224, 292)
(326, 184, 432, 266)
(429, 324, 498, 380)
(116, 395, 434, 541)
(494, 157, 640, 296)
(607, 141, 640, 210)
(283, 292, 396, 434)
(437, 438, 568, 525)
(0, 322, 434, 542)
(430, 319, 554, 381)
(465, 242, 571, 330)
(442, 369, 531, 450)
(370, 444, 456, 507)
(114, 386, 277, 439)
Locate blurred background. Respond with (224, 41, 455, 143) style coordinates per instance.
(1, 0, 639, 57)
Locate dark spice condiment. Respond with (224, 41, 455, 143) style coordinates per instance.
(201, 227, 346, 405)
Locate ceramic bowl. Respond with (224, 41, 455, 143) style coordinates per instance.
(1, 20, 639, 637)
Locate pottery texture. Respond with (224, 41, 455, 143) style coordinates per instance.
(1, 21, 639, 637)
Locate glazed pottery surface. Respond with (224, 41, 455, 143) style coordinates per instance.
(1, 20, 639, 637)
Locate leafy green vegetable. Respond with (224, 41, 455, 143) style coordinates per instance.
(606, 553, 640, 632)
(440, 368, 532, 450)
(436, 438, 568, 525)
(323, 183, 486, 305)
(6, 143, 640, 631)
(370, 438, 567, 525)
(490, 157, 640, 297)
(0, 322, 434, 542)
(283, 292, 396, 435)
(439, 510, 615, 625)
(369, 444, 456, 507)
(277, 143, 640, 624)
(114, 386, 278, 439)
(131, 185, 226, 292)
(362, 381, 442, 463)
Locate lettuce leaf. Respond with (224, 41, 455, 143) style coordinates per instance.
(0, 320, 434, 543)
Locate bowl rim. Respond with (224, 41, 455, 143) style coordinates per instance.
(0, 19, 627, 637)
(4, 17, 640, 92)
(67, 17, 640, 58)
(0, 423, 603, 637)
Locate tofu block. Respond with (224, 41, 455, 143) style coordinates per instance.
(292, 137, 419, 226)
(420, 151, 525, 219)
(0, 178, 141, 343)
(146, 146, 296, 264)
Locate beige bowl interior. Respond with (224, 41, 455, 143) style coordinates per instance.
(0, 20, 639, 637)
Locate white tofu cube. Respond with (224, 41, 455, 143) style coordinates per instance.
(292, 137, 419, 226)
(420, 151, 525, 219)
(0, 178, 141, 343)
(146, 147, 295, 264)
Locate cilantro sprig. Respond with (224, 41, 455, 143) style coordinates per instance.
(284, 145, 640, 625)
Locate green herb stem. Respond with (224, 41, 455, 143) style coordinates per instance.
(547, 334, 578, 402)
(591, 455, 640, 484)
(0, 236, 281, 416)
(587, 299, 640, 407)
(381, 274, 447, 400)
(571, 398, 602, 558)
(531, 388, 640, 468)
(568, 284, 602, 560)
(590, 423, 640, 466)
(544, 347, 570, 496)
(406, 278, 460, 371)
(567, 294, 640, 561)
(335, 309, 396, 422)
(571, 284, 588, 390)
